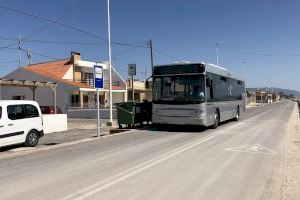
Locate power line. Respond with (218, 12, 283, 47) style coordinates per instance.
(0, 3, 147, 50)
(0, 36, 106, 45)
(153, 48, 179, 60)
(20, 48, 58, 60)
(220, 46, 300, 57)
(0, 61, 18, 63)
(0, 0, 89, 51)
(0, 2, 103, 39)
(113, 46, 141, 56)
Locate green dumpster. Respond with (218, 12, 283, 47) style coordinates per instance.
(115, 102, 142, 128)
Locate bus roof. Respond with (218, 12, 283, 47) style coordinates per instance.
(154, 62, 244, 81)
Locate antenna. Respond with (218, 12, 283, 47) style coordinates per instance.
(26, 48, 31, 66)
(18, 35, 21, 68)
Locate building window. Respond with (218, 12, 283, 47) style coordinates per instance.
(71, 95, 79, 107)
(81, 72, 94, 86)
(12, 96, 25, 100)
(128, 91, 140, 101)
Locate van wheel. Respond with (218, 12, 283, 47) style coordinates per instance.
(234, 107, 240, 121)
(25, 130, 40, 147)
(211, 110, 219, 129)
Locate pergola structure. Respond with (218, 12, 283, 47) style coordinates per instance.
(0, 79, 58, 113)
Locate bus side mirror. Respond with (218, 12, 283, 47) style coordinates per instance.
(145, 80, 149, 89)
(206, 79, 211, 87)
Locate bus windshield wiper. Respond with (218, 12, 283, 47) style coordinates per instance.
(184, 95, 199, 103)
(158, 96, 175, 101)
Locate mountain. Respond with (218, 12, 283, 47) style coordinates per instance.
(247, 87, 300, 96)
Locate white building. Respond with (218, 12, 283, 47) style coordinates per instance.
(0, 52, 127, 113)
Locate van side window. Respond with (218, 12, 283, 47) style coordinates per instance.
(25, 105, 39, 118)
(0, 107, 2, 119)
(7, 105, 26, 120)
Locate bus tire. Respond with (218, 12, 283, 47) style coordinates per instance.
(234, 106, 240, 121)
(211, 110, 219, 129)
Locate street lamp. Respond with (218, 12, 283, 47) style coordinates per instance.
(242, 61, 247, 106)
(215, 41, 221, 66)
(107, 0, 113, 125)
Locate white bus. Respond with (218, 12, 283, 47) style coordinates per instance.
(152, 62, 245, 128)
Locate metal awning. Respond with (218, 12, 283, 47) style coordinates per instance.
(0, 79, 58, 114)
(0, 79, 57, 87)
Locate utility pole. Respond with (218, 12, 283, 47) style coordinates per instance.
(149, 39, 154, 75)
(18, 35, 21, 68)
(107, 0, 113, 125)
(131, 75, 134, 102)
(128, 64, 136, 102)
(26, 48, 31, 66)
(215, 41, 221, 66)
(242, 61, 247, 106)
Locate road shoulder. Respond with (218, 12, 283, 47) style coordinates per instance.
(282, 103, 300, 200)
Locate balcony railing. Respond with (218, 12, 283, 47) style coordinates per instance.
(75, 79, 121, 88)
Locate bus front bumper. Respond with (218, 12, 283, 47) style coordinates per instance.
(152, 113, 208, 127)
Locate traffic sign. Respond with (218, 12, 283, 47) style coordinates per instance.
(94, 65, 104, 89)
(128, 64, 136, 76)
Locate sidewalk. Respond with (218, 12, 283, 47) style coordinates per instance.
(282, 103, 300, 200)
(0, 118, 122, 158)
(40, 118, 123, 145)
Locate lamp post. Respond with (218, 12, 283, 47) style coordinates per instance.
(242, 61, 247, 106)
(107, 0, 113, 124)
(215, 41, 221, 66)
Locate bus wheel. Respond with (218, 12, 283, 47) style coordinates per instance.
(212, 110, 219, 129)
(234, 107, 240, 121)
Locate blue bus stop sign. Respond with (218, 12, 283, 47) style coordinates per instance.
(94, 65, 104, 89)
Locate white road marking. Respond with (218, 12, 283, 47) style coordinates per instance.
(60, 106, 284, 200)
(224, 122, 245, 130)
(225, 143, 276, 155)
(60, 130, 226, 200)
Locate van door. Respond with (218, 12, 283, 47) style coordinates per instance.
(4, 105, 27, 145)
(0, 106, 10, 147)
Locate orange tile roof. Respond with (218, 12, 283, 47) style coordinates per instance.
(23, 59, 93, 89)
(25, 59, 70, 79)
(23, 59, 125, 90)
(112, 86, 125, 90)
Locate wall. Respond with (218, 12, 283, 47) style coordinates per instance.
(67, 108, 117, 119)
(112, 92, 124, 104)
(43, 114, 68, 133)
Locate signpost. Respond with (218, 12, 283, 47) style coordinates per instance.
(128, 64, 136, 102)
(94, 65, 104, 137)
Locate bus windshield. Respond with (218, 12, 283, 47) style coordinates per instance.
(153, 75, 205, 104)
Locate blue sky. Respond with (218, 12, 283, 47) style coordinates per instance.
(0, 0, 300, 90)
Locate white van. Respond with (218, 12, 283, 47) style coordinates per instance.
(0, 100, 44, 148)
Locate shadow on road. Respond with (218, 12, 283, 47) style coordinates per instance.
(129, 119, 236, 133)
(0, 144, 24, 152)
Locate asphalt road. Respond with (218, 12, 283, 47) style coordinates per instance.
(0, 101, 295, 200)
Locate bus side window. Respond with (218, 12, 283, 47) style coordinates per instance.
(210, 80, 214, 99)
(206, 78, 213, 100)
